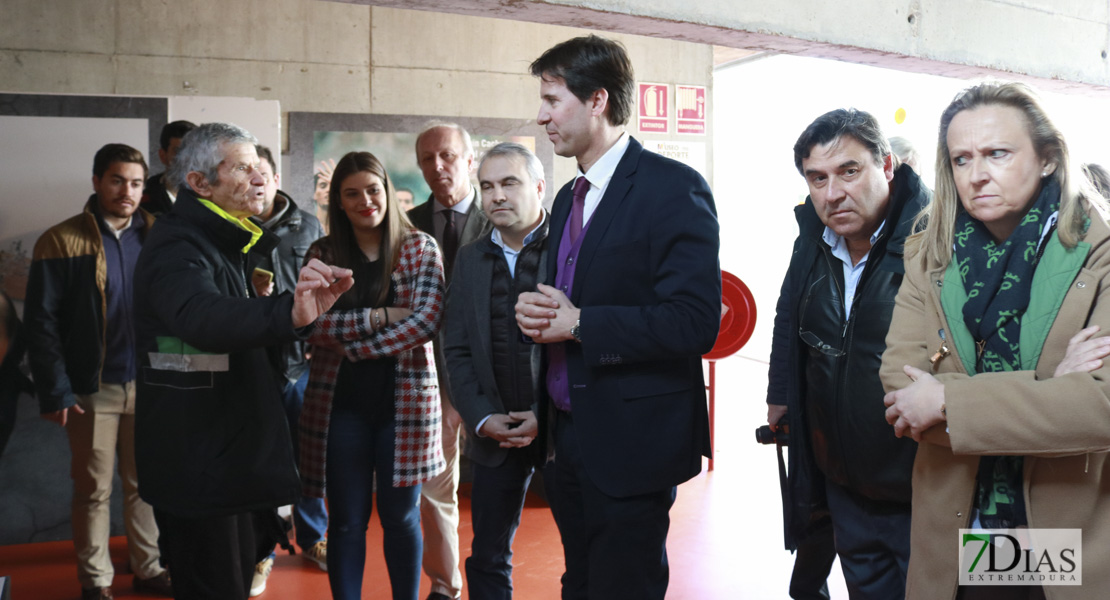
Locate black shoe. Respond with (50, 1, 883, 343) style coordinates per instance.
(134, 571, 173, 596)
(81, 588, 113, 600)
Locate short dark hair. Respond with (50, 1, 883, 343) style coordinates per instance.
(793, 109, 890, 175)
(92, 143, 148, 179)
(530, 35, 635, 127)
(160, 120, 197, 151)
(256, 144, 276, 171)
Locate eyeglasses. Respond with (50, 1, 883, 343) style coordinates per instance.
(799, 329, 845, 357)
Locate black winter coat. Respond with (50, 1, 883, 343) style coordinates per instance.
(766, 164, 929, 549)
(133, 189, 303, 518)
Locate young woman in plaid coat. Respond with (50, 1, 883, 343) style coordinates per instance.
(298, 151, 446, 600)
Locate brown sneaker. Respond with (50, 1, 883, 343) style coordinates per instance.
(134, 571, 173, 596)
(303, 539, 327, 572)
(250, 557, 274, 597)
(81, 588, 113, 600)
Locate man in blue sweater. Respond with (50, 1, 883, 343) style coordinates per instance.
(24, 143, 172, 600)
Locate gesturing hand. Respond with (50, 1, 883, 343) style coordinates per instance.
(291, 258, 355, 328)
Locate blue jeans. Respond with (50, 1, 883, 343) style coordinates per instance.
(281, 371, 329, 550)
(326, 407, 422, 600)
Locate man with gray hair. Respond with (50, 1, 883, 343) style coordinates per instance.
(444, 142, 548, 599)
(133, 122, 354, 600)
(409, 122, 492, 600)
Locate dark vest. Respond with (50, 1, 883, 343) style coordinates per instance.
(489, 236, 545, 413)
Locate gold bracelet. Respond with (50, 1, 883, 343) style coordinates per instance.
(372, 308, 381, 331)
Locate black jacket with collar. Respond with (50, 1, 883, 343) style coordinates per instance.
(766, 164, 929, 549)
(133, 188, 303, 518)
(444, 215, 549, 468)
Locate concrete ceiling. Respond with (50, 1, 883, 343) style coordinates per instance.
(334, 0, 1110, 97)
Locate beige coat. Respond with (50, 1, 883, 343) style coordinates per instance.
(880, 207, 1110, 600)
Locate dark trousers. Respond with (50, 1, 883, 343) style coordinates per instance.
(825, 480, 912, 600)
(547, 411, 675, 600)
(326, 407, 422, 600)
(466, 447, 535, 600)
(153, 509, 269, 600)
(790, 515, 837, 600)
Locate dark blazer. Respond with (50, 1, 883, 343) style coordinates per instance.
(407, 187, 492, 281)
(142, 173, 174, 216)
(408, 186, 494, 404)
(544, 136, 721, 498)
(443, 222, 548, 468)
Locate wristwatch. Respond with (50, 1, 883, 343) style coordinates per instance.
(570, 318, 582, 343)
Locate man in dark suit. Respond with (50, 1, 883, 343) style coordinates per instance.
(408, 122, 492, 600)
(444, 142, 548, 599)
(515, 36, 721, 600)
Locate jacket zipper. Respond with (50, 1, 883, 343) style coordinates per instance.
(823, 234, 884, 489)
(818, 247, 854, 486)
(239, 254, 251, 297)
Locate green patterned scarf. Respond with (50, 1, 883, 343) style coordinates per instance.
(953, 176, 1060, 529)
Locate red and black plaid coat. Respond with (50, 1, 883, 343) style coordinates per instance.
(299, 229, 446, 496)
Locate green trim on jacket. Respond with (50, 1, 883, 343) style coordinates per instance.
(940, 232, 1090, 374)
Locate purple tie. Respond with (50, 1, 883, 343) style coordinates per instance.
(569, 176, 589, 244)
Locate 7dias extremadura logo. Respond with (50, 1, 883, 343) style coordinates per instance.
(959, 529, 1081, 586)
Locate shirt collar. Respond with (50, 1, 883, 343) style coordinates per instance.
(490, 211, 547, 252)
(433, 186, 475, 216)
(92, 198, 143, 239)
(577, 132, 630, 188)
(822, 220, 886, 257)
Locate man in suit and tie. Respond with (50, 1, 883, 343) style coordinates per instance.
(443, 142, 548, 599)
(515, 35, 721, 600)
(408, 122, 492, 600)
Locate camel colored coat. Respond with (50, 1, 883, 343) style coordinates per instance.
(880, 205, 1110, 600)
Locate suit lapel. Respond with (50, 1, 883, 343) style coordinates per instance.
(461, 188, 489, 246)
(570, 139, 641, 303)
(408, 199, 434, 236)
(470, 246, 495, 379)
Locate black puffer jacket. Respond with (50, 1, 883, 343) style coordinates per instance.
(133, 189, 303, 518)
(249, 191, 325, 382)
(766, 164, 929, 549)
